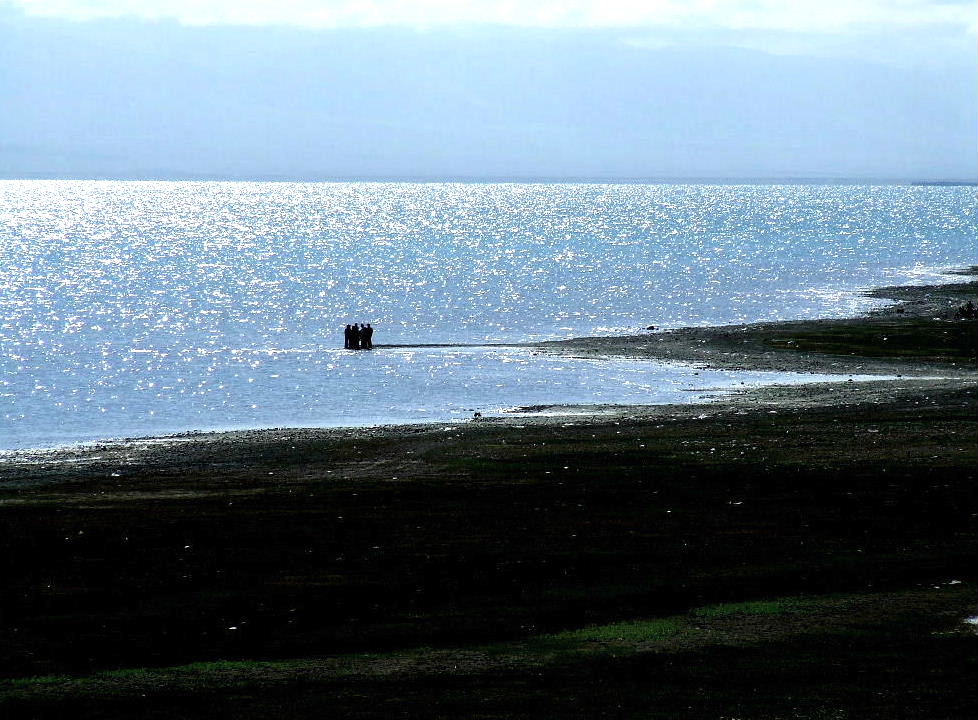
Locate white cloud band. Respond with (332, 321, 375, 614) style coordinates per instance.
(7, 0, 977, 33)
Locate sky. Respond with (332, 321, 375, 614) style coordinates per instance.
(1, 0, 975, 181)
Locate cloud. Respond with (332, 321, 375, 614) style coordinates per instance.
(4, 1, 973, 69)
(5, 0, 976, 33)
(3, 2, 974, 180)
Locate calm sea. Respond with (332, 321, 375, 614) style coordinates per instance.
(1, 181, 974, 449)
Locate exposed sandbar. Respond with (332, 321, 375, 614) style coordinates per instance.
(535, 277, 978, 376)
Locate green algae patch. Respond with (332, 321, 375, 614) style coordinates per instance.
(6, 585, 971, 705)
(540, 616, 686, 646)
(692, 596, 826, 619)
(2, 675, 71, 689)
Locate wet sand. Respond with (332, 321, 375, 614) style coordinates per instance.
(0, 275, 975, 719)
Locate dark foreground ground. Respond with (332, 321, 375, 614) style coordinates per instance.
(1, 278, 976, 718)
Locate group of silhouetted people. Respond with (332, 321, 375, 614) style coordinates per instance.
(344, 323, 374, 350)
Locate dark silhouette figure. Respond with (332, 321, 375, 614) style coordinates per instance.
(343, 322, 375, 349)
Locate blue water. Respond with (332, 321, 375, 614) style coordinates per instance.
(1, 181, 974, 449)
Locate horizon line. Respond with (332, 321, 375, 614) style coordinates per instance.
(1, 173, 975, 186)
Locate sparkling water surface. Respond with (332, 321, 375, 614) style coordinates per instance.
(1, 181, 974, 449)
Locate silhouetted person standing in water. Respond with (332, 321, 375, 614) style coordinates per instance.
(343, 322, 375, 349)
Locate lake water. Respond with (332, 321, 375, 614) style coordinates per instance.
(1, 181, 974, 449)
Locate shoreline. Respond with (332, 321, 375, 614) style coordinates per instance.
(535, 275, 978, 374)
(3, 273, 974, 463)
(2, 376, 972, 470)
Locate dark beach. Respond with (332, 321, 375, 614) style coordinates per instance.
(1, 275, 975, 719)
